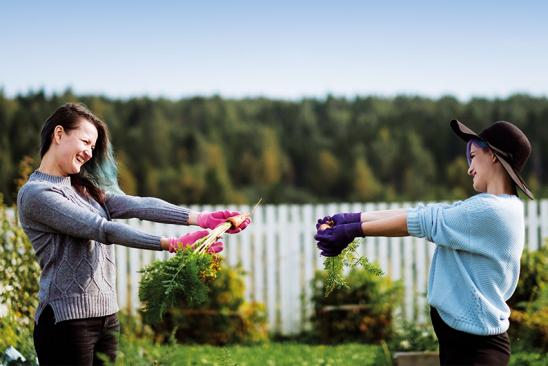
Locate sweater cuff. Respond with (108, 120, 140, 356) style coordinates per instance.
(135, 233, 163, 251)
(406, 208, 423, 237)
(166, 208, 190, 225)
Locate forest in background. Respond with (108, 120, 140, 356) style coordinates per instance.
(0, 90, 546, 205)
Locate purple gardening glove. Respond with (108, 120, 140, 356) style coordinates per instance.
(316, 240, 347, 257)
(332, 212, 361, 225)
(198, 209, 251, 234)
(315, 212, 361, 230)
(314, 222, 364, 257)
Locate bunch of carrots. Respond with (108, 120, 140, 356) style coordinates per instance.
(319, 220, 383, 297)
(139, 214, 249, 323)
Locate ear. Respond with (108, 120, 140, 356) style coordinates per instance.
(490, 150, 499, 164)
(52, 125, 64, 144)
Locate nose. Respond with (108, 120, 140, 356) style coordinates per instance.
(83, 148, 93, 161)
(467, 165, 474, 176)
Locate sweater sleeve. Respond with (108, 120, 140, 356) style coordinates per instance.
(104, 193, 190, 224)
(406, 198, 493, 255)
(19, 186, 162, 250)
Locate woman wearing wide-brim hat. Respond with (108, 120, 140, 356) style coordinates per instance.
(315, 120, 533, 365)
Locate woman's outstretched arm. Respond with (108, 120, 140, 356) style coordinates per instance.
(361, 213, 409, 237)
(361, 209, 408, 223)
(105, 193, 194, 224)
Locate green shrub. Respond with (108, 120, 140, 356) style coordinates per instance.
(117, 310, 157, 343)
(388, 319, 438, 352)
(0, 195, 40, 364)
(0, 312, 37, 365)
(508, 243, 548, 352)
(0, 196, 40, 325)
(510, 306, 548, 352)
(509, 351, 548, 366)
(143, 265, 268, 345)
(310, 268, 402, 343)
(508, 244, 548, 309)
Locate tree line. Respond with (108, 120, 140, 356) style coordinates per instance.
(0, 90, 546, 205)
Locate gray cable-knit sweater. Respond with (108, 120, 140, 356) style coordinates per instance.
(17, 171, 190, 324)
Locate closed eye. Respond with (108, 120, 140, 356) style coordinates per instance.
(82, 139, 96, 150)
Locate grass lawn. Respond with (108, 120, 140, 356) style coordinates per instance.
(115, 339, 384, 366)
(113, 337, 547, 366)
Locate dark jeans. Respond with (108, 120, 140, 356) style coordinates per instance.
(34, 305, 120, 366)
(430, 307, 511, 366)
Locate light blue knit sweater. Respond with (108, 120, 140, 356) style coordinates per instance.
(407, 193, 524, 336)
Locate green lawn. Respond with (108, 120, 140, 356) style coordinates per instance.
(113, 337, 547, 366)
(115, 339, 384, 366)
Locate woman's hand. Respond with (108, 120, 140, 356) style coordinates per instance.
(208, 241, 224, 253)
(316, 212, 361, 230)
(164, 230, 224, 253)
(315, 222, 364, 257)
(166, 230, 209, 253)
(198, 209, 251, 233)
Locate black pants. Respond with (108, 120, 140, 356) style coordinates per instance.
(34, 305, 120, 366)
(430, 307, 511, 366)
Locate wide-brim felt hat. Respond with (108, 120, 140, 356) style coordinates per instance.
(450, 120, 534, 200)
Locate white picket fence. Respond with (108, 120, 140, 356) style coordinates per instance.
(115, 200, 548, 335)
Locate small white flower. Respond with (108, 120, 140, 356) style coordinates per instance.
(0, 303, 8, 317)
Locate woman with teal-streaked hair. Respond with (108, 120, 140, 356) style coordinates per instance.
(17, 103, 250, 365)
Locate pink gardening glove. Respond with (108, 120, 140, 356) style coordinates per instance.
(168, 230, 209, 253)
(168, 230, 224, 254)
(197, 209, 251, 234)
(208, 241, 224, 254)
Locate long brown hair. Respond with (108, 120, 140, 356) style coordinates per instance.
(40, 103, 120, 203)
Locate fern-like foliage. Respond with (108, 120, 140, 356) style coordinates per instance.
(323, 240, 383, 297)
(139, 247, 222, 324)
(216, 348, 238, 366)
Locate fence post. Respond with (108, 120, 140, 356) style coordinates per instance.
(527, 200, 539, 250)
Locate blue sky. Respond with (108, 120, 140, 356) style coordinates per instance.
(1, 0, 547, 100)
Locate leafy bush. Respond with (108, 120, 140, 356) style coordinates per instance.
(510, 306, 548, 352)
(509, 351, 548, 366)
(143, 265, 268, 345)
(0, 313, 37, 366)
(388, 319, 438, 352)
(310, 268, 402, 343)
(508, 244, 548, 309)
(0, 194, 40, 364)
(508, 243, 548, 352)
(0, 196, 40, 325)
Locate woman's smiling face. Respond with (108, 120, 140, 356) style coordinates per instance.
(467, 142, 495, 193)
(55, 118, 98, 175)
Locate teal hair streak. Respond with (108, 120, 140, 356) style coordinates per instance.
(81, 142, 124, 195)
